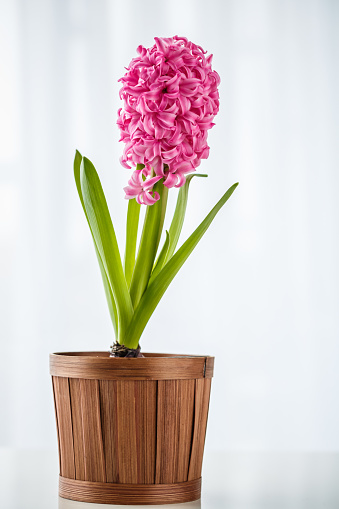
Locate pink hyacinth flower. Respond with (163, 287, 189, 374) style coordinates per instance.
(123, 166, 161, 205)
(117, 36, 220, 204)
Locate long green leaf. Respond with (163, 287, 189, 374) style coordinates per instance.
(123, 182, 239, 348)
(165, 173, 207, 263)
(129, 180, 168, 308)
(80, 156, 134, 343)
(124, 189, 141, 288)
(74, 150, 118, 337)
(156, 180, 168, 248)
(149, 230, 170, 284)
(96, 255, 118, 338)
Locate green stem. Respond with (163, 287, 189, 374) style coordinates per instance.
(124, 172, 142, 287)
(129, 180, 168, 310)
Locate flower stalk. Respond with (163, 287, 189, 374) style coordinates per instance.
(129, 179, 168, 309)
(74, 36, 238, 352)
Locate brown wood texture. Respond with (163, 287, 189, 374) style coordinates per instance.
(68, 378, 85, 480)
(116, 380, 138, 483)
(59, 476, 201, 505)
(99, 380, 120, 483)
(79, 379, 106, 482)
(50, 352, 214, 380)
(51, 377, 62, 474)
(175, 379, 195, 482)
(204, 356, 215, 378)
(52, 377, 75, 479)
(188, 378, 212, 481)
(51, 352, 213, 504)
(155, 380, 178, 484)
(134, 380, 157, 483)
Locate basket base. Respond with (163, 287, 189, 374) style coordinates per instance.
(59, 475, 202, 505)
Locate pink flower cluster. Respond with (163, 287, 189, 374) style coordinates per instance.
(117, 36, 220, 204)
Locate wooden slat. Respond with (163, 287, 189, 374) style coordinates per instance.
(51, 377, 61, 474)
(50, 352, 213, 380)
(79, 379, 106, 482)
(155, 380, 179, 484)
(134, 380, 157, 483)
(99, 380, 119, 483)
(52, 376, 75, 479)
(59, 475, 202, 505)
(116, 381, 138, 483)
(187, 378, 212, 481)
(68, 378, 85, 480)
(175, 379, 195, 482)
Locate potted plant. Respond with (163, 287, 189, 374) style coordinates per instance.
(50, 36, 238, 505)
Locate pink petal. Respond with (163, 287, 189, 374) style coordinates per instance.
(120, 157, 131, 169)
(163, 172, 178, 188)
(142, 175, 162, 191)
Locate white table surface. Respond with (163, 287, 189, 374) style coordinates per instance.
(1, 450, 338, 509)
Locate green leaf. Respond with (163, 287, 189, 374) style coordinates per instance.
(74, 150, 118, 338)
(149, 230, 170, 284)
(129, 180, 168, 308)
(124, 190, 141, 288)
(96, 252, 119, 338)
(165, 173, 208, 263)
(80, 156, 134, 343)
(156, 179, 168, 249)
(123, 182, 239, 348)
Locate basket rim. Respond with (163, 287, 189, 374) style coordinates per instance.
(49, 351, 214, 380)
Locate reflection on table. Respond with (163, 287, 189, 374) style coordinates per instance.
(59, 496, 201, 509)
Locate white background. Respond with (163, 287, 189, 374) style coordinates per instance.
(0, 0, 338, 453)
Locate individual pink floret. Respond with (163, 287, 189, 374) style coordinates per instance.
(123, 166, 161, 205)
(118, 36, 220, 204)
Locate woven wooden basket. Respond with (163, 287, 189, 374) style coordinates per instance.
(50, 352, 214, 505)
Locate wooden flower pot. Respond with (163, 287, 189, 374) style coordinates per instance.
(50, 352, 214, 505)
